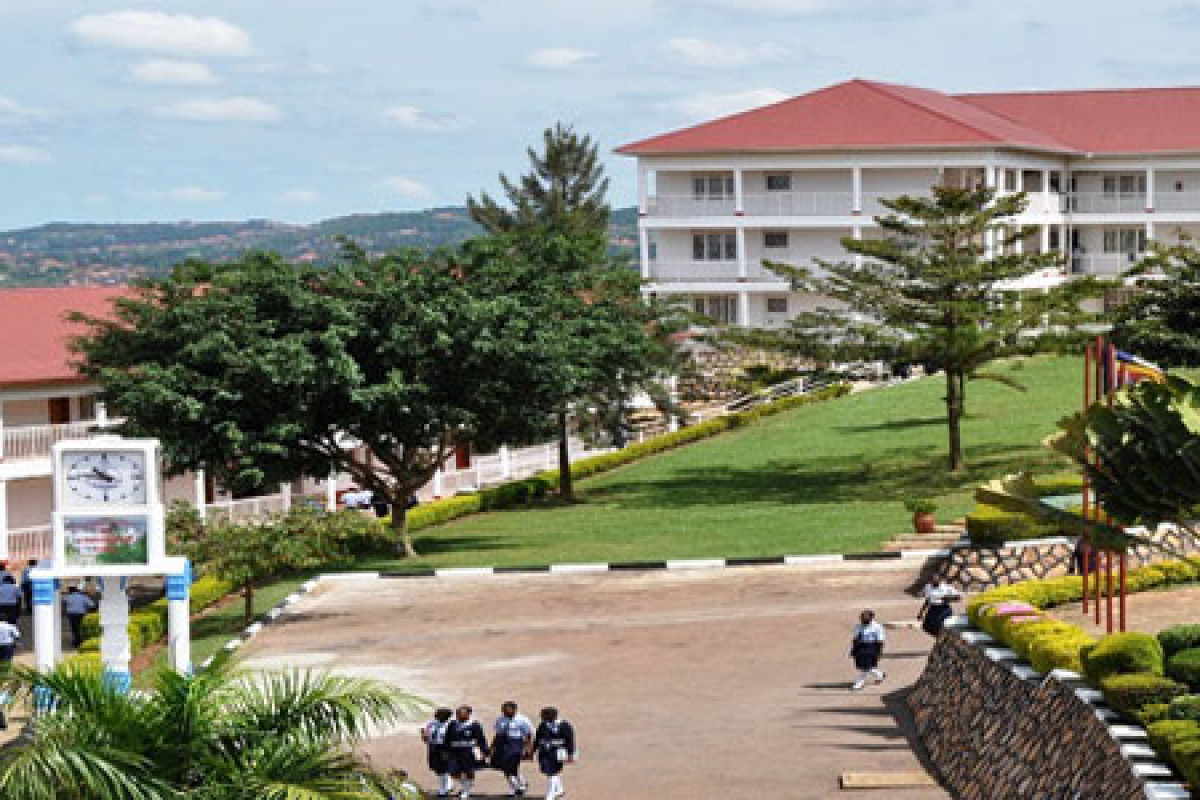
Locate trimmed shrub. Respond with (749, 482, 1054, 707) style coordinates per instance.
(1160, 624, 1200, 658)
(1029, 631, 1095, 675)
(1171, 738, 1200, 790)
(1147, 719, 1200, 759)
(1007, 619, 1078, 661)
(1100, 673, 1187, 715)
(966, 504, 1060, 546)
(1081, 633, 1164, 683)
(1169, 695, 1200, 722)
(1031, 472, 1083, 497)
(1138, 702, 1172, 726)
(1168, 647, 1200, 691)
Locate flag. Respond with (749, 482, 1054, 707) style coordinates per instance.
(1115, 349, 1165, 385)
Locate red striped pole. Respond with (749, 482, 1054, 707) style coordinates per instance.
(1119, 553, 1127, 632)
(1082, 342, 1091, 615)
(1106, 549, 1114, 634)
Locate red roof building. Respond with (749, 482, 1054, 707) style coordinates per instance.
(0, 286, 126, 389)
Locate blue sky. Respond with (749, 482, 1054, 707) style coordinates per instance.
(3, 0, 1200, 229)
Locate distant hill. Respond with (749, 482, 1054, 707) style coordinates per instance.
(0, 206, 640, 287)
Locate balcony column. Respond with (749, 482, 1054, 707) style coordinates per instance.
(851, 166, 862, 215)
(193, 469, 207, 521)
(736, 227, 747, 280)
(637, 165, 649, 216)
(852, 225, 864, 269)
(95, 400, 108, 427)
(1040, 224, 1051, 254)
(1146, 220, 1156, 242)
(733, 168, 745, 216)
(1146, 168, 1156, 212)
(1015, 170, 1024, 193)
(0, 479, 7, 562)
(737, 292, 750, 328)
(638, 227, 651, 280)
(1042, 169, 1051, 212)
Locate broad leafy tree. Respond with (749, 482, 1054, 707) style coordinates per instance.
(73, 244, 565, 557)
(1111, 236, 1200, 366)
(760, 186, 1101, 472)
(0, 661, 422, 799)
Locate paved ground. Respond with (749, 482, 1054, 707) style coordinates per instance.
(1057, 582, 1200, 636)
(239, 564, 950, 799)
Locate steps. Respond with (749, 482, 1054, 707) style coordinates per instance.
(882, 524, 965, 553)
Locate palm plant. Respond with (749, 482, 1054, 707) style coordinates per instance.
(0, 660, 425, 799)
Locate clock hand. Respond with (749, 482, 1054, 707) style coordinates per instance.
(91, 467, 116, 483)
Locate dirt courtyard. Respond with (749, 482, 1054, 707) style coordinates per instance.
(238, 564, 949, 799)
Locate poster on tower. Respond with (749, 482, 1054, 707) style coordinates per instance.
(60, 514, 150, 568)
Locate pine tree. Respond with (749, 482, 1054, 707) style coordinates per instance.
(1111, 235, 1200, 366)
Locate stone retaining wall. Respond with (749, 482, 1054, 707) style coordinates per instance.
(908, 632, 1146, 800)
(934, 525, 1200, 593)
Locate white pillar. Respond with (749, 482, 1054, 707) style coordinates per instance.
(194, 469, 207, 521)
(638, 227, 650, 280)
(738, 292, 750, 328)
(280, 482, 292, 512)
(852, 225, 864, 269)
(851, 166, 862, 214)
(1015, 169, 1024, 193)
(1041, 224, 1051, 254)
(1146, 167, 1156, 212)
(735, 227, 747, 280)
(984, 165, 997, 191)
(1147, 220, 1156, 241)
(637, 165, 649, 215)
(433, 469, 444, 499)
(325, 472, 337, 512)
(166, 563, 191, 675)
(99, 578, 131, 691)
(95, 399, 109, 427)
(52, 590, 62, 664)
(32, 575, 55, 673)
(733, 168, 744, 215)
(0, 480, 7, 563)
(499, 446, 511, 479)
(1042, 169, 1051, 213)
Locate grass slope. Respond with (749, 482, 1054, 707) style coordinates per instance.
(365, 355, 1082, 571)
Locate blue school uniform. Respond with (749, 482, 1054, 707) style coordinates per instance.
(446, 718, 488, 777)
(534, 719, 576, 776)
(423, 718, 451, 775)
(491, 713, 533, 777)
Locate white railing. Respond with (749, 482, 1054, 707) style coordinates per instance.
(419, 438, 617, 501)
(1151, 191, 1200, 212)
(1071, 253, 1140, 276)
(7, 525, 52, 561)
(647, 194, 736, 217)
(743, 191, 854, 216)
(645, 261, 786, 284)
(204, 493, 292, 523)
(1066, 193, 1148, 214)
(1, 420, 107, 461)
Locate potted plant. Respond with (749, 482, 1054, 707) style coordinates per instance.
(904, 497, 938, 533)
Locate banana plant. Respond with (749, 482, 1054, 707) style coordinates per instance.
(977, 375, 1200, 554)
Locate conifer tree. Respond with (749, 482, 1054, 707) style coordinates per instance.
(1111, 235, 1200, 366)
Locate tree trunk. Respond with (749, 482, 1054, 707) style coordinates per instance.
(557, 408, 574, 501)
(243, 583, 254, 627)
(391, 502, 418, 558)
(946, 369, 966, 472)
(958, 371, 968, 417)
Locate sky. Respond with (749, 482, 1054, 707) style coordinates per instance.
(4, 0, 1200, 229)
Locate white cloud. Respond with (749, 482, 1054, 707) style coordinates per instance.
(0, 97, 47, 124)
(280, 189, 319, 204)
(665, 37, 789, 67)
(168, 186, 224, 202)
(382, 105, 465, 131)
(698, 0, 833, 12)
(67, 11, 251, 58)
(0, 145, 52, 165)
(379, 175, 432, 201)
(526, 47, 597, 69)
(663, 87, 790, 119)
(131, 59, 219, 86)
(154, 97, 282, 123)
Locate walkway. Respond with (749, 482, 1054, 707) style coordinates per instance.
(239, 563, 949, 799)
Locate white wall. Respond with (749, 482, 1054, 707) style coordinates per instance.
(743, 169, 850, 193)
(7, 477, 53, 529)
(3, 399, 49, 427)
(744, 228, 853, 280)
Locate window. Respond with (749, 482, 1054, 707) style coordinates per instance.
(78, 395, 96, 421)
(692, 174, 734, 199)
(1049, 171, 1062, 193)
(1004, 170, 1017, 192)
(1103, 228, 1147, 254)
(1104, 174, 1146, 195)
(766, 174, 792, 192)
(647, 238, 657, 261)
(693, 297, 706, 314)
(764, 231, 789, 248)
(1178, 181, 1185, 192)
(692, 296, 737, 324)
(1049, 228, 1061, 250)
(692, 232, 737, 261)
(766, 297, 788, 313)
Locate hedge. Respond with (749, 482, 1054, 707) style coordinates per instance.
(1100, 673, 1188, 715)
(965, 504, 1062, 546)
(401, 384, 851, 535)
(1168, 695, 1200, 722)
(1167, 648, 1200, 691)
(1148, 719, 1200, 759)
(1159, 624, 1200, 658)
(1080, 633, 1164, 684)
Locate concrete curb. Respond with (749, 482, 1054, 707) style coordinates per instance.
(943, 616, 1188, 800)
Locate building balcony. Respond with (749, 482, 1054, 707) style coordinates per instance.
(647, 194, 736, 217)
(645, 261, 790, 284)
(0, 420, 120, 462)
(1066, 193, 1148, 214)
(743, 191, 855, 216)
(1071, 253, 1140, 276)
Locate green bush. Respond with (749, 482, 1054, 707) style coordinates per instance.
(966, 504, 1061, 546)
(1031, 472, 1083, 497)
(1007, 619, 1078, 661)
(1168, 648, 1200, 691)
(1138, 702, 1172, 725)
(1081, 633, 1164, 683)
(1100, 673, 1187, 715)
(1029, 631, 1095, 675)
(1171, 737, 1200, 790)
(1147, 719, 1200, 759)
(1169, 695, 1200, 722)
(1161, 624, 1200, 658)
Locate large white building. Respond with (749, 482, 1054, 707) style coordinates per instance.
(618, 79, 1200, 327)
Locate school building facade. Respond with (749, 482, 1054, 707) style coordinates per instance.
(618, 79, 1200, 328)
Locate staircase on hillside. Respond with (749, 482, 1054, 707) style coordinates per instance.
(882, 523, 966, 553)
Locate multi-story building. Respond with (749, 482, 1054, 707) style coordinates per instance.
(618, 79, 1200, 327)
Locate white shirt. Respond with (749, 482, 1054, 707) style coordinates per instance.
(0, 621, 20, 646)
(924, 583, 957, 605)
(495, 713, 534, 740)
(853, 621, 886, 644)
(63, 592, 94, 616)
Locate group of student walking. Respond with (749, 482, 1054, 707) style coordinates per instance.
(848, 574, 959, 691)
(421, 701, 576, 799)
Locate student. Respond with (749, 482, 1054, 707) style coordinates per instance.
(445, 704, 488, 799)
(491, 701, 534, 797)
(918, 575, 959, 637)
(0, 576, 20, 625)
(850, 609, 886, 691)
(0, 614, 19, 730)
(20, 559, 37, 614)
(421, 707, 454, 798)
(63, 586, 95, 648)
(533, 707, 576, 800)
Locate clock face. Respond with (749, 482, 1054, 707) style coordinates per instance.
(63, 451, 147, 506)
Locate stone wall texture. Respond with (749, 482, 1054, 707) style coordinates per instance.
(934, 525, 1200, 593)
(909, 633, 1146, 800)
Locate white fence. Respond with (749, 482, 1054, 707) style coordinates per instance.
(2, 421, 100, 461)
(7, 525, 52, 562)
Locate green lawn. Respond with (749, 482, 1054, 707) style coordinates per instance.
(358, 354, 1084, 572)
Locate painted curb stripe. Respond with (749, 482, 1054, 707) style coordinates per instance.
(608, 561, 669, 571)
(379, 569, 437, 579)
(666, 558, 727, 570)
(843, 551, 903, 560)
(434, 567, 496, 578)
(783, 554, 843, 565)
(548, 563, 610, 574)
(725, 555, 787, 566)
(494, 565, 553, 574)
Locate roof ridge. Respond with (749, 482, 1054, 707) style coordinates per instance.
(858, 80, 1032, 145)
(956, 85, 1200, 98)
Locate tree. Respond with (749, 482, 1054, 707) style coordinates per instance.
(468, 124, 680, 500)
(760, 186, 1101, 472)
(1111, 236, 1200, 366)
(0, 661, 423, 799)
(73, 244, 566, 557)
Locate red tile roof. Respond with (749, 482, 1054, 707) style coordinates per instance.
(0, 287, 126, 388)
(618, 79, 1200, 156)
